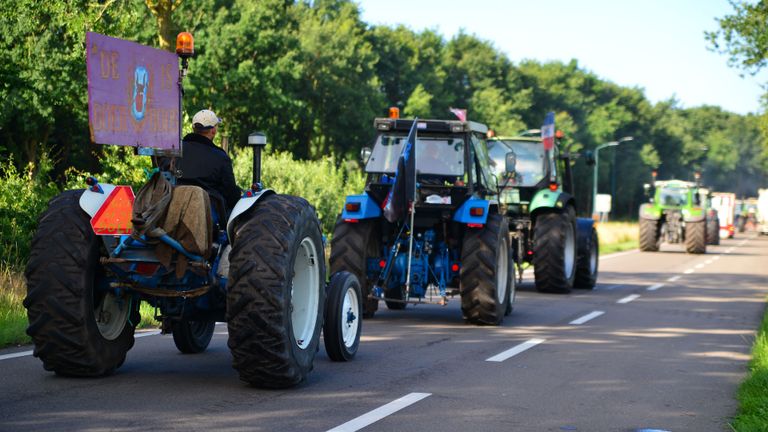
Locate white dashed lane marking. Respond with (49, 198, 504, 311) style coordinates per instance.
(569, 311, 605, 325)
(617, 294, 640, 304)
(326, 393, 432, 432)
(647, 283, 664, 291)
(486, 338, 546, 362)
(667, 275, 681, 282)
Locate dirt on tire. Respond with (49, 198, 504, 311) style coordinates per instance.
(226, 193, 325, 388)
(24, 190, 137, 377)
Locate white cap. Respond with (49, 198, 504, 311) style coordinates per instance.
(192, 109, 221, 129)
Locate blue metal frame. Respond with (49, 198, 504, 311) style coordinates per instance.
(341, 193, 382, 221)
(453, 198, 491, 225)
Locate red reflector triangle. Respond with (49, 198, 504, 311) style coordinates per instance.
(91, 186, 135, 235)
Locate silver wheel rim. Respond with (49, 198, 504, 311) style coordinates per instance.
(589, 236, 597, 275)
(564, 223, 575, 279)
(341, 285, 360, 348)
(496, 237, 509, 304)
(291, 237, 320, 350)
(95, 292, 129, 341)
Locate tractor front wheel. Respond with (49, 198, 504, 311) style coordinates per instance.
(24, 190, 137, 377)
(323, 271, 362, 362)
(227, 194, 325, 388)
(172, 320, 215, 354)
(574, 227, 599, 289)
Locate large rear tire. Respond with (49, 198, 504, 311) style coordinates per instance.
(639, 218, 660, 252)
(24, 190, 137, 377)
(533, 208, 577, 293)
(172, 320, 215, 354)
(685, 220, 706, 254)
(323, 271, 362, 362)
(330, 219, 380, 318)
(227, 194, 325, 388)
(460, 213, 512, 325)
(574, 227, 599, 289)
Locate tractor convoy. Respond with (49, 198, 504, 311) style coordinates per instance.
(23, 30, 754, 387)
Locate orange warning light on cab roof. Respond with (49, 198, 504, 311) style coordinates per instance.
(91, 186, 135, 235)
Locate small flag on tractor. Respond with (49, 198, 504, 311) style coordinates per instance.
(541, 111, 555, 151)
(449, 107, 467, 122)
(382, 118, 418, 223)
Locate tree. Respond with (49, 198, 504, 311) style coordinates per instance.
(146, 0, 183, 51)
(706, 0, 768, 76)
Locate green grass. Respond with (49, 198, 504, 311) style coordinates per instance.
(0, 265, 30, 347)
(730, 304, 768, 431)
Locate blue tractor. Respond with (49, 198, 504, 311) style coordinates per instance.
(23, 33, 361, 388)
(330, 113, 514, 325)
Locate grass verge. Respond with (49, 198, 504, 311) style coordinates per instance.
(0, 264, 30, 347)
(730, 303, 768, 431)
(597, 221, 638, 255)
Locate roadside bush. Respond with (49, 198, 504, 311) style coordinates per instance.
(233, 148, 366, 235)
(0, 156, 60, 268)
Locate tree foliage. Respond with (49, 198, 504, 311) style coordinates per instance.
(0, 0, 766, 221)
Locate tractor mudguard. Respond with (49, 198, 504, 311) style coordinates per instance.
(682, 207, 705, 223)
(226, 189, 276, 240)
(639, 203, 662, 220)
(530, 189, 572, 213)
(576, 217, 595, 258)
(79, 183, 118, 217)
(453, 198, 491, 225)
(341, 193, 382, 221)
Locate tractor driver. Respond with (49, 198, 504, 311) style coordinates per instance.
(163, 109, 242, 211)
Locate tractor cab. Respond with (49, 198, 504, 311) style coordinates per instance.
(361, 117, 497, 225)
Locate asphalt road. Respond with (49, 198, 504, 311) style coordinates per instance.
(1, 234, 767, 432)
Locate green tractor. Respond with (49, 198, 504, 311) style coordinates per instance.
(487, 115, 599, 294)
(638, 177, 707, 254)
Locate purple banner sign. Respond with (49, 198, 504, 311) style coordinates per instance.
(87, 32, 180, 153)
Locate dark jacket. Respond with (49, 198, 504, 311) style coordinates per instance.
(163, 133, 241, 210)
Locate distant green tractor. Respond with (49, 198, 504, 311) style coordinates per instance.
(639, 178, 706, 254)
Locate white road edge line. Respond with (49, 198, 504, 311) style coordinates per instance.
(0, 350, 33, 361)
(486, 338, 546, 362)
(647, 283, 665, 291)
(683, 269, 694, 274)
(600, 249, 639, 260)
(617, 294, 640, 304)
(135, 331, 161, 338)
(695, 263, 705, 269)
(1, 331, 160, 362)
(667, 275, 681, 282)
(569, 311, 605, 325)
(326, 392, 432, 432)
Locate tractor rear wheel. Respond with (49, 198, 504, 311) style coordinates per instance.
(172, 320, 215, 354)
(685, 220, 706, 254)
(574, 227, 599, 289)
(24, 190, 137, 377)
(533, 208, 577, 293)
(706, 215, 720, 245)
(227, 194, 325, 388)
(460, 213, 512, 325)
(639, 218, 660, 252)
(330, 219, 380, 318)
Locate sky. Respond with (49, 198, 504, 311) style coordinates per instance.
(356, 0, 765, 115)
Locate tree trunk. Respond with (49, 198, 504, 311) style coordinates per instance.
(145, 0, 182, 51)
